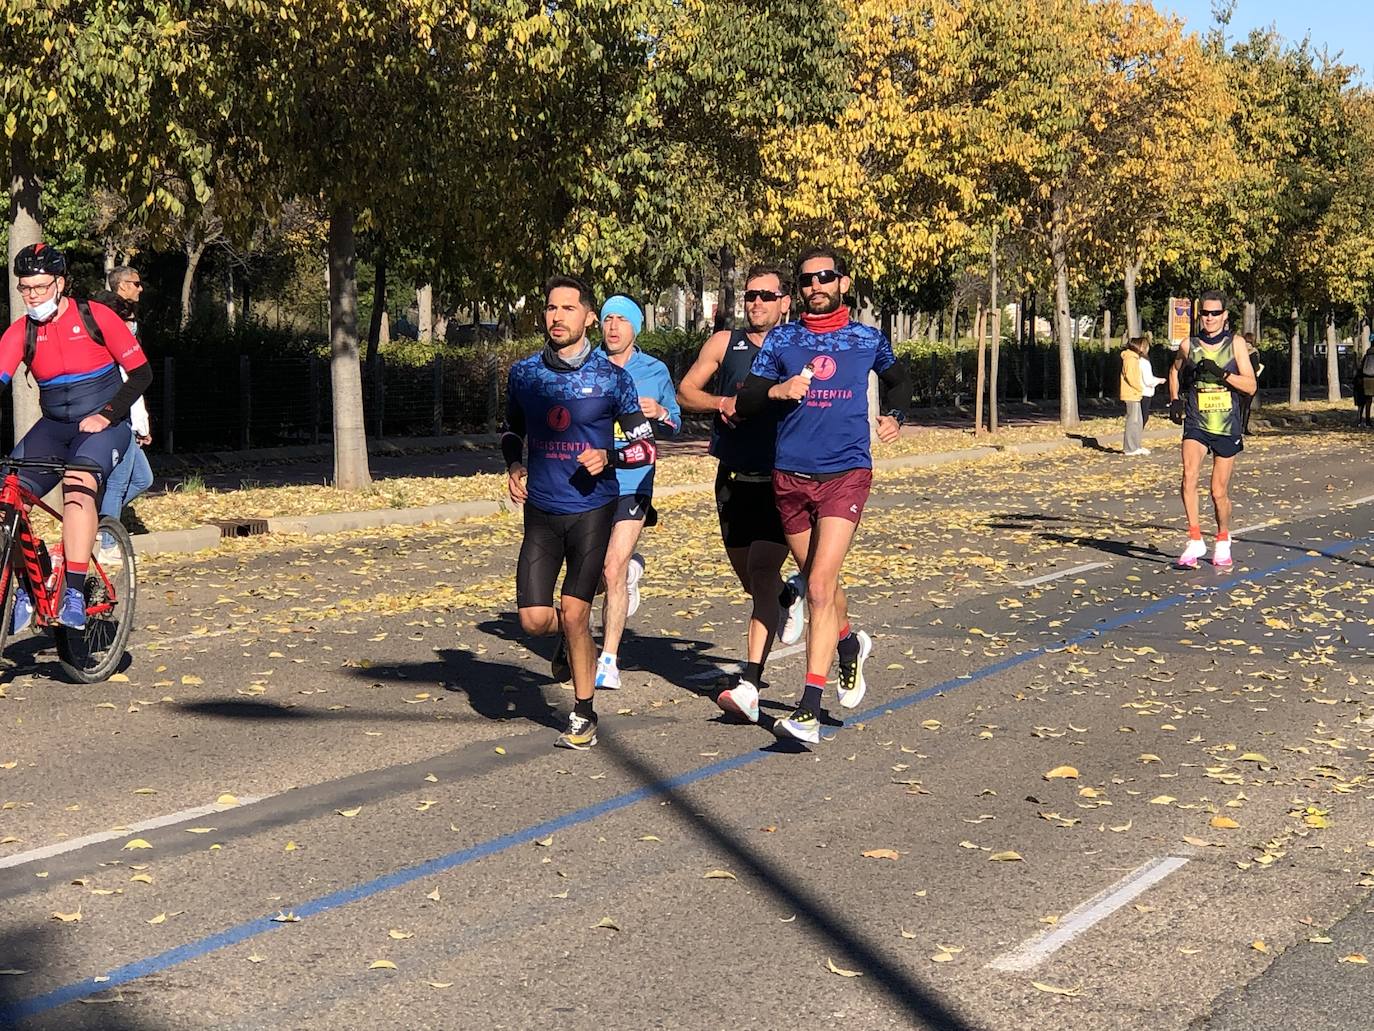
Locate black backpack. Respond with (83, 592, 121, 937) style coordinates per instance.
(23, 297, 106, 372)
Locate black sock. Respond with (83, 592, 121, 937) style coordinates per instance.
(801, 684, 824, 714)
(778, 582, 797, 607)
(741, 661, 763, 685)
(574, 698, 595, 719)
(65, 563, 88, 594)
(838, 629, 861, 663)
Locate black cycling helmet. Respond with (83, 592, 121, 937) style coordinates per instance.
(13, 242, 67, 278)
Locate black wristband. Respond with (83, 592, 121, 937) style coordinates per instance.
(884, 409, 906, 426)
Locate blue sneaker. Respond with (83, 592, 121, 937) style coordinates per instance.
(57, 587, 87, 630)
(11, 587, 34, 635)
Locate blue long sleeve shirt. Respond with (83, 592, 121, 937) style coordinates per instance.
(613, 348, 680, 498)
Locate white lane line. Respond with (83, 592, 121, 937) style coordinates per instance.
(1349, 493, 1374, 507)
(1232, 522, 1272, 536)
(987, 854, 1190, 972)
(685, 641, 806, 683)
(0, 795, 267, 871)
(1012, 562, 1109, 588)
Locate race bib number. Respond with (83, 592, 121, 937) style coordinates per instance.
(1197, 388, 1230, 413)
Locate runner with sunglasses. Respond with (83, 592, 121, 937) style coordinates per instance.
(736, 247, 912, 743)
(1166, 290, 1257, 568)
(677, 264, 805, 722)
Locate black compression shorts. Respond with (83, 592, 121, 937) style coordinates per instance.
(516, 500, 616, 608)
(715, 467, 786, 550)
(14, 416, 133, 498)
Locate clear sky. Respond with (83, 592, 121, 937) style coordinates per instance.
(1160, 0, 1372, 82)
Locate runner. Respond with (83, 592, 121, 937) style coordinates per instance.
(1166, 290, 1257, 569)
(594, 294, 680, 690)
(502, 276, 656, 749)
(735, 247, 912, 743)
(677, 264, 804, 722)
(0, 243, 151, 632)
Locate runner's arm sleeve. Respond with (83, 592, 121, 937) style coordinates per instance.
(98, 361, 153, 424)
(500, 373, 526, 468)
(735, 335, 782, 418)
(877, 361, 912, 415)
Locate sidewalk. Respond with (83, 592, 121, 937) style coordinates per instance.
(134, 416, 1181, 557)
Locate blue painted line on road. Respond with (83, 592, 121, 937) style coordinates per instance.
(3, 529, 1368, 1023)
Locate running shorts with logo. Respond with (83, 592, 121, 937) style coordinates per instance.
(613, 493, 657, 527)
(1182, 426, 1243, 459)
(772, 468, 873, 536)
(516, 500, 617, 607)
(715, 467, 785, 548)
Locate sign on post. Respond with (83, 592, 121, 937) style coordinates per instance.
(1168, 297, 1192, 350)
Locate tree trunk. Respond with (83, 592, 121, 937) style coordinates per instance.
(973, 300, 987, 434)
(1326, 312, 1340, 401)
(416, 282, 433, 342)
(989, 230, 1001, 434)
(1124, 256, 1143, 337)
(328, 205, 372, 489)
(674, 286, 686, 330)
(1243, 301, 1256, 336)
(367, 246, 387, 365)
(103, 239, 117, 277)
(7, 139, 43, 444)
(715, 246, 735, 331)
(179, 238, 206, 330)
(1050, 195, 1079, 428)
(1289, 307, 1301, 406)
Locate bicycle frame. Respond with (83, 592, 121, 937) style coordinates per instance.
(0, 460, 119, 626)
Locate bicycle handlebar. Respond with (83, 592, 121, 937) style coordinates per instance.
(0, 457, 86, 474)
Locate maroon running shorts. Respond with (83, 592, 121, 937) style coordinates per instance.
(772, 468, 873, 536)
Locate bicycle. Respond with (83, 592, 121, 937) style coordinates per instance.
(0, 457, 137, 683)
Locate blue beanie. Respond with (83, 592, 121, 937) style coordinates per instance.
(600, 294, 643, 337)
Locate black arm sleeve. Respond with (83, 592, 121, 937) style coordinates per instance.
(877, 361, 912, 416)
(735, 373, 778, 419)
(649, 419, 676, 440)
(98, 362, 153, 425)
(500, 393, 526, 468)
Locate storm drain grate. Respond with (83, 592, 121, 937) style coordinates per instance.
(207, 518, 270, 538)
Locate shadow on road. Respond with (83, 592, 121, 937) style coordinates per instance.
(0, 923, 154, 1029)
(596, 733, 982, 1031)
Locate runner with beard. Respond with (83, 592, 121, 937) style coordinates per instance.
(677, 264, 806, 723)
(503, 276, 656, 749)
(735, 247, 912, 743)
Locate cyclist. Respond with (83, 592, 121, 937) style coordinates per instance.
(0, 243, 151, 630)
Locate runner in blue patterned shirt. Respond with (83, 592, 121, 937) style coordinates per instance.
(736, 247, 912, 743)
(503, 276, 656, 750)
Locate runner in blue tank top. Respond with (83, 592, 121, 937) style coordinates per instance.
(1165, 290, 1256, 570)
(736, 247, 912, 744)
(502, 276, 656, 750)
(677, 264, 805, 723)
(594, 294, 680, 691)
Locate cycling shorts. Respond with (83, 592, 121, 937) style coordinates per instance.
(13, 416, 133, 498)
(516, 500, 616, 608)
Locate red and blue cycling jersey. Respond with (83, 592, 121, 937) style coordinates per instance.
(0, 301, 148, 422)
(750, 320, 896, 475)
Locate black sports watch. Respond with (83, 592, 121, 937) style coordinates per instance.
(884, 409, 906, 426)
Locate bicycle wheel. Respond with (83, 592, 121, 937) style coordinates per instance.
(56, 517, 137, 683)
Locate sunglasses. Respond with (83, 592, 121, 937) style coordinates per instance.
(798, 269, 842, 288)
(743, 289, 786, 303)
(1199, 308, 1225, 317)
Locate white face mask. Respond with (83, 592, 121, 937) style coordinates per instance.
(25, 296, 59, 322)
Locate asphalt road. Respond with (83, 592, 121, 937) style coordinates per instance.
(0, 423, 1371, 1031)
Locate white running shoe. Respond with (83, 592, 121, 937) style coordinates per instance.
(1136, 447, 1151, 456)
(778, 574, 806, 646)
(1212, 538, 1232, 568)
(836, 630, 872, 709)
(717, 680, 760, 723)
(626, 553, 645, 617)
(1176, 538, 1208, 569)
(773, 706, 820, 744)
(594, 654, 621, 690)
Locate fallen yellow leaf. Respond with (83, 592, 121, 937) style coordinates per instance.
(147, 913, 167, 925)
(1210, 816, 1240, 830)
(1340, 953, 1368, 965)
(368, 960, 397, 970)
(989, 851, 1023, 862)
(1031, 981, 1082, 997)
(826, 957, 862, 977)
(703, 869, 737, 880)
(51, 910, 81, 923)
(122, 838, 152, 850)
(387, 930, 414, 940)
(861, 849, 900, 861)
(1044, 766, 1079, 780)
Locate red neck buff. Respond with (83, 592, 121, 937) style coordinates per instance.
(801, 304, 851, 334)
